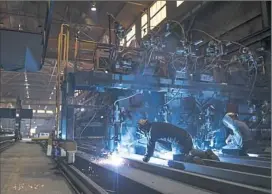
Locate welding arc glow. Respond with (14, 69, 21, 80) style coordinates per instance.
(98, 152, 169, 167)
(121, 153, 169, 166)
(98, 153, 124, 167)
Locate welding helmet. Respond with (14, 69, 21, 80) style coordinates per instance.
(137, 119, 149, 132)
(222, 113, 238, 131)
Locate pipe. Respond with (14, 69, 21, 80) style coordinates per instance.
(108, 14, 111, 45)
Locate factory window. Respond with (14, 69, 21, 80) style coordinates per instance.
(126, 24, 136, 47)
(141, 13, 148, 38)
(141, 26, 148, 38)
(46, 110, 54, 114)
(150, 1, 167, 30)
(141, 13, 148, 26)
(177, 1, 184, 7)
(37, 110, 45, 114)
(150, 1, 166, 18)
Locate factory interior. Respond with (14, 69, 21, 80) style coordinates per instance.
(0, 1, 271, 194)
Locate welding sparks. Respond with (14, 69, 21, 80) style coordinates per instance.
(98, 152, 124, 167)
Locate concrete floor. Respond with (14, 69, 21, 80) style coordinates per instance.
(0, 142, 74, 194)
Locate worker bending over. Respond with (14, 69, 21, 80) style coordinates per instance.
(222, 113, 255, 155)
(137, 119, 219, 163)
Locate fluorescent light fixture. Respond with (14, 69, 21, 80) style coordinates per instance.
(91, 3, 96, 11)
(46, 110, 53, 114)
(16, 113, 19, 117)
(37, 110, 45, 113)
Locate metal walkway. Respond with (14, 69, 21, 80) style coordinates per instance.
(0, 142, 74, 194)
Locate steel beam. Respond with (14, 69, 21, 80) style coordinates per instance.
(201, 159, 271, 176)
(73, 71, 270, 100)
(168, 160, 271, 189)
(76, 153, 212, 194)
(123, 157, 270, 194)
(219, 154, 271, 162)
(219, 156, 271, 168)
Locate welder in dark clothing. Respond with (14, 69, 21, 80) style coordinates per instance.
(138, 119, 219, 162)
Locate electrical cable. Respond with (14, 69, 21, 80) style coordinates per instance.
(79, 112, 97, 138)
(167, 20, 187, 41)
(142, 48, 154, 75)
(113, 92, 141, 106)
(247, 62, 258, 100)
(189, 28, 221, 42)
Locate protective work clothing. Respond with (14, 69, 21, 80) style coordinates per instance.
(138, 120, 220, 162)
(222, 113, 254, 155)
(138, 120, 193, 162)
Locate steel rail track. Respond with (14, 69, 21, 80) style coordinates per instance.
(58, 160, 108, 194)
(39, 143, 108, 194)
(0, 140, 15, 152)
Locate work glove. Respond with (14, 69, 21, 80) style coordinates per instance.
(142, 155, 150, 163)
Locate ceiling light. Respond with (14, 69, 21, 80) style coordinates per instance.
(51, 92, 54, 95)
(91, 3, 96, 11)
(49, 97, 52, 100)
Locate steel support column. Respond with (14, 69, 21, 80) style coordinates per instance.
(15, 97, 22, 141)
(60, 82, 67, 139)
(260, 1, 270, 28)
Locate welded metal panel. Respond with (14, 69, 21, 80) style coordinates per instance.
(0, 29, 43, 72)
(0, 108, 15, 118)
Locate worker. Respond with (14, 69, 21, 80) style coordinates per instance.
(222, 113, 254, 155)
(137, 119, 219, 162)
